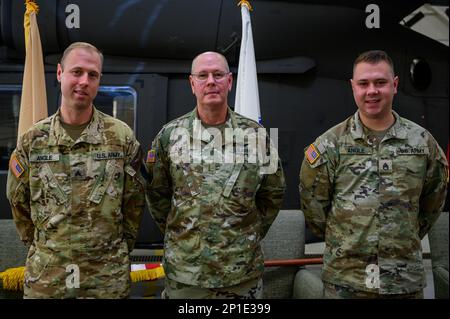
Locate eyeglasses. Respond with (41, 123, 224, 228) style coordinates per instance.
(191, 71, 230, 82)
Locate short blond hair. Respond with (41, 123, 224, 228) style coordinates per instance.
(60, 42, 103, 70)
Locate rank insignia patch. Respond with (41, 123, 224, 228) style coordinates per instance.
(379, 159, 393, 173)
(10, 154, 25, 178)
(146, 149, 156, 163)
(305, 144, 320, 164)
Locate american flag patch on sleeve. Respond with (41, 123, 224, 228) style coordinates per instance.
(305, 144, 320, 164)
(9, 154, 25, 178)
(146, 149, 156, 163)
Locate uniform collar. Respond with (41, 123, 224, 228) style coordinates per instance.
(48, 106, 105, 146)
(188, 106, 236, 145)
(350, 110, 408, 141)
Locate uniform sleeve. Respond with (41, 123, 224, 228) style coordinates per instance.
(418, 139, 448, 239)
(6, 140, 33, 246)
(299, 142, 334, 238)
(145, 134, 173, 235)
(122, 136, 146, 250)
(255, 157, 286, 238)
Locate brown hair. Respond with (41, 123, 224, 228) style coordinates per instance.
(60, 42, 104, 70)
(353, 50, 394, 75)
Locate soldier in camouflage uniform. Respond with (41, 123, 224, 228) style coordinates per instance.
(6, 42, 145, 298)
(145, 52, 285, 299)
(299, 50, 448, 298)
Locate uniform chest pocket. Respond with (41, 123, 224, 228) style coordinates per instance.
(338, 146, 374, 177)
(228, 162, 261, 195)
(29, 162, 68, 205)
(88, 160, 124, 204)
(395, 147, 428, 175)
(87, 148, 125, 204)
(218, 162, 261, 219)
(394, 153, 427, 187)
(171, 163, 201, 202)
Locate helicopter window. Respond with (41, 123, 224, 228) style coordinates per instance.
(0, 85, 137, 172)
(94, 86, 137, 131)
(57, 85, 137, 131)
(0, 85, 21, 172)
(410, 58, 432, 91)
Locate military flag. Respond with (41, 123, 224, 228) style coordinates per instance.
(18, 0, 48, 141)
(235, 0, 261, 123)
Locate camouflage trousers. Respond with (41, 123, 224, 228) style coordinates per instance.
(162, 277, 263, 299)
(324, 283, 424, 299)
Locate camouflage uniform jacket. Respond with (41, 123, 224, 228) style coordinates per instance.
(145, 107, 285, 288)
(300, 111, 448, 294)
(6, 107, 145, 298)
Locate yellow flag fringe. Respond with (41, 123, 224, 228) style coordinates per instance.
(238, 0, 253, 11)
(0, 267, 25, 291)
(130, 267, 165, 283)
(0, 266, 165, 291)
(24, 0, 39, 48)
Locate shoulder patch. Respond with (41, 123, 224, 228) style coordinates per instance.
(305, 143, 321, 165)
(9, 154, 25, 178)
(146, 149, 156, 163)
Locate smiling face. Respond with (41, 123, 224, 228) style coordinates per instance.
(57, 47, 102, 112)
(351, 61, 398, 122)
(189, 52, 232, 110)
